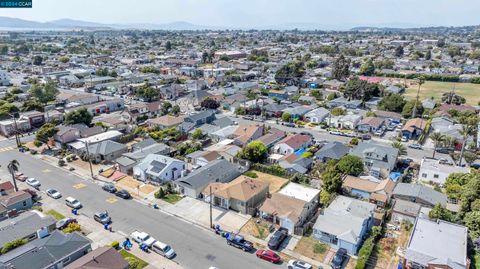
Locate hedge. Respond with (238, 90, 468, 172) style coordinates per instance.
(375, 72, 460, 82)
(251, 163, 290, 178)
(355, 226, 382, 269)
(1, 239, 27, 254)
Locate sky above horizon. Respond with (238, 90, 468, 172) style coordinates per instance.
(1, 0, 479, 29)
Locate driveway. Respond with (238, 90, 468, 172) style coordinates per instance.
(163, 197, 251, 233)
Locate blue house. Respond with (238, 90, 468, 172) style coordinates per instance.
(313, 195, 375, 255)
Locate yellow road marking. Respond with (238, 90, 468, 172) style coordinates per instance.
(73, 183, 86, 189)
(42, 169, 51, 173)
(106, 197, 118, 204)
(0, 146, 14, 152)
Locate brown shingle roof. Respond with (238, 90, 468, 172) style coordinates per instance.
(402, 118, 427, 132)
(277, 134, 311, 149)
(0, 191, 31, 207)
(259, 193, 306, 223)
(203, 176, 269, 202)
(148, 115, 185, 127)
(65, 246, 128, 269)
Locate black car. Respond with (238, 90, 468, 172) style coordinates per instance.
(331, 248, 348, 269)
(102, 183, 117, 193)
(267, 227, 288, 250)
(56, 217, 77, 230)
(226, 235, 253, 252)
(115, 189, 131, 199)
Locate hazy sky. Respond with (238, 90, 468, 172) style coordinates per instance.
(1, 0, 479, 29)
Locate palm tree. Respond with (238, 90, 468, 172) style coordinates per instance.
(392, 141, 407, 155)
(7, 160, 19, 192)
(458, 125, 474, 166)
(430, 132, 445, 159)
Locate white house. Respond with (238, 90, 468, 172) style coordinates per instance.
(419, 158, 470, 185)
(329, 114, 362, 130)
(273, 134, 312, 155)
(133, 154, 186, 184)
(278, 182, 320, 210)
(304, 108, 330, 124)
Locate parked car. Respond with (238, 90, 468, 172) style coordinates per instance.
(46, 188, 62, 199)
(267, 227, 288, 250)
(94, 211, 111, 224)
(358, 134, 371, 140)
(331, 248, 348, 269)
(401, 136, 408, 142)
(436, 147, 453, 154)
(255, 249, 281, 263)
(102, 183, 117, 193)
(130, 230, 156, 247)
(56, 217, 77, 230)
(287, 260, 313, 269)
(65, 196, 82, 209)
(26, 178, 40, 188)
(14, 172, 27, 181)
(151, 241, 176, 259)
(115, 189, 131, 199)
(408, 144, 423, 150)
(284, 122, 296, 128)
(226, 235, 253, 252)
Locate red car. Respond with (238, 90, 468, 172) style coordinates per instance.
(256, 249, 281, 263)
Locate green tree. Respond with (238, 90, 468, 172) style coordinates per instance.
(282, 112, 291, 122)
(192, 129, 203, 140)
(392, 141, 407, 155)
(200, 98, 220, 110)
(171, 105, 180, 115)
(331, 54, 350, 81)
(430, 132, 445, 159)
(464, 211, 480, 239)
(402, 100, 423, 119)
(136, 84, 158, 102)
(35, 123, 58, 145)
(331, 107, 346, 116)
(58, 56, 70, 63)
(394, 46, 404, 57)
(428, 204, 454, 222)
(165, 41, 172, 51)
(274, 61, 305, 85)
(29, 81, 59, 104)
(343, 78, 380, 102)
(161, 101, 172, 115)
(337, 155, 364, 176)
(425, 50, 432, 60)
(359, 58, 375, 76)
(33, 55, 43, 65)
(64, 108, 93, 126)
(0, 45, 8, 55)
(237, 141, 268, 163)
(458, 124, 475, 166)
(378, 93, 406, 113)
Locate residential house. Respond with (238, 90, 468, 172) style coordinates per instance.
(0, 181, 15, 196)
(65, 246, 128, 269)
(268, 89, 289, 101)
(384, 85, 404, 94)
(422, 98, 436, 110)
(67, 130, 123, 153)
(328, 97, 362, 109)
(436, 103, 476, 117)
(373, 110, 402, 123)
(256, 128, 286, 148)
(313, 195, 375, 255)
(54, 125, 84, 145)
(278, 153, 313, 174)
(263, 103, 287, 118)
(20, 111, 45, 128)
(122, 101, 161, 123)
(0, 191, 33, 212)
(147, 115, 185, 130)
(304, 107, 330, 124)
(0, 230, 92, 269)
(115, 142, 171, 174)
(357, 117, 385, 133)
(431, 117, 464, 141)
(392, 183, 447, 207)
(273, 134, 312, 155)
(232, 124, 264, 147)
(404, 218, 469, 269)
(0, 211, 56, 247)
(278, 182, 320, 212)
(133, 154, 186, 184)
(401, 118, 427, 140)
(186, 150, 222, 168)
(175, 159, 247, 198)
(391, 199, 422, 224)
(419, 158, 469, 185)
(184, 110, 216, 126)
(351, 142, 399, 178)
(329, 114, 362, 130)
(81, 140, 128, 163)
(259, 193, 311, 235)
(0, 118, 31, 136)
(314, 141, 350, 162)
(298, 96, 316, 105)
(202, 175, 269, 215)
(342, 175, 396, 207)
(282, 105, 314, 120)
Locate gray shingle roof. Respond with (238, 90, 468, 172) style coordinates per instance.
(0, 211, 56, 246)
(393, 183, 447, 206)
(315, 141, 350, 160)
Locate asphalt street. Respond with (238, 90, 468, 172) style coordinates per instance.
(0, 142, 280, 269)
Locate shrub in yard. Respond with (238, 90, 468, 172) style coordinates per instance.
(63, 223, 81, 233)
(244, 171, 258, 178)
(126, 257, 140, 269)
(30, 149, 37, 155)
(1, 239, 27, 254)
(313, 242, 327, 254)
(154, 188, 165, 199)
(355, 226, 382, 269)
(111, 241, 120, 249)
(33, 140, 42, 147)
(58, 159, 66, 166)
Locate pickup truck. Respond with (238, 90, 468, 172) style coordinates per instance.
(226, 234, 253, 252)
(130, 230, 156, 247)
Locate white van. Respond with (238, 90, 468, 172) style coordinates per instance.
(151, 241, 176, 259)
(65, 197, 82, 209)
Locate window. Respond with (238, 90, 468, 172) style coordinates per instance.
(422, 173, 427, 178)
(22, 201, 27, 206)
(433, 174, 439, 179)
(62, 257, 71, 265)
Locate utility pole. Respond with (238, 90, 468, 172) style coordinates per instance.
(10, 113, 20, 148)
(412, 79, 421, 119)
(84, 141, 94, 178)
(209, 185, 213, 229)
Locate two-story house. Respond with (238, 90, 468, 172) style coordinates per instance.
(350, 142, 399, 178)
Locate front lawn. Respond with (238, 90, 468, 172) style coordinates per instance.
(46, 209, 65, 220)
(119, 249, 148, 269)
(161, 193, 183, 204)
(294, 235, 329, 262)
(240, 218, 271, 240)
